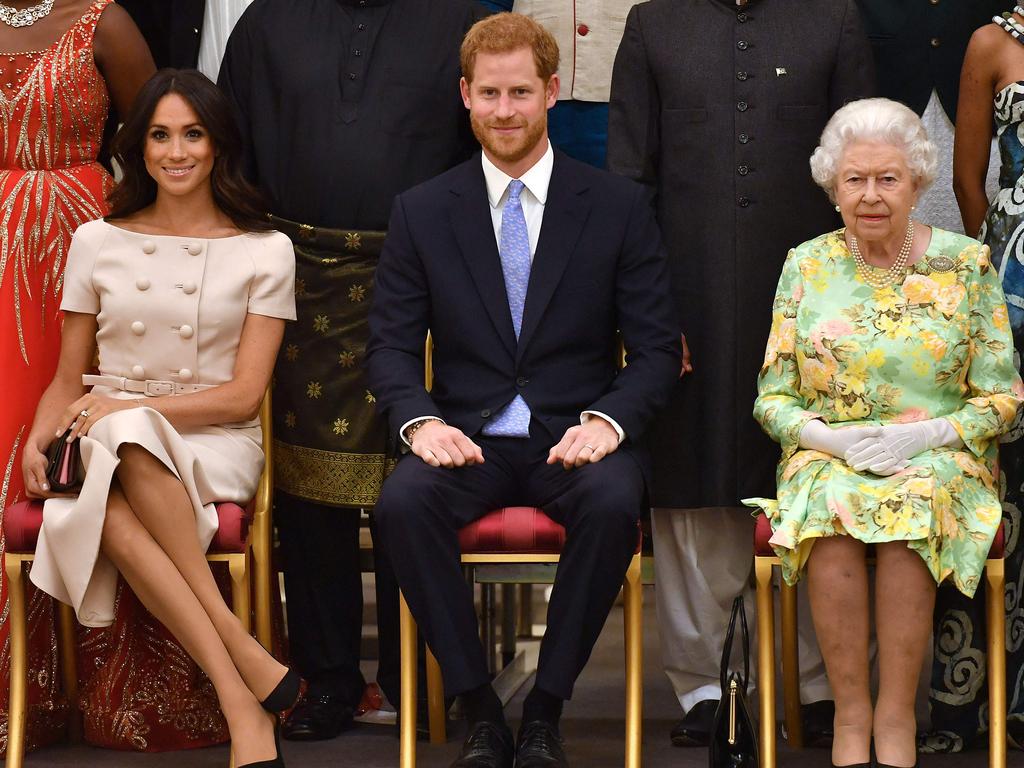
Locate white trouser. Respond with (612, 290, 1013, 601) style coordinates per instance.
(651, 507, 832, 714)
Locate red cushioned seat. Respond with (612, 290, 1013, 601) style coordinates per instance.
(753, 511, 1005, 559)
(3, 499, 253, 555)
(457, 505, 642, 555)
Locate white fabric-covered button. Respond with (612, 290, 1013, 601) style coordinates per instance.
(131, 365, 145, 378)
(178, 368, 193, 380)
(141, 240, 156, 254)
(131, 321, 146, 335)
(182, 281, 197, 295)
(136, 277, 150, 291)
(179, 324, 194, 339)
(187, 242, 202, 256)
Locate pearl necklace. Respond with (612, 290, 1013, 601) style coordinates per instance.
(0, 0, 54, 28)
(848, 222, 914, 290)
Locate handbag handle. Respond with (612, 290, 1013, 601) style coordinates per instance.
(719, 595, 751, 695)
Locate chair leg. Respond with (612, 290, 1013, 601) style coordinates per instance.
(426, 647, 446, 744)
(56, 602, 81, 743)
(400, 591, 418, 768)
(227, 553, 251, 634)
(755, 557, 777, 768)
(986, 558, 1006, 768)
(5, 555, 27, 768)
(252, 525, 273, 651)
(622, 552, 643, 768)
(780, 578, 803, 748)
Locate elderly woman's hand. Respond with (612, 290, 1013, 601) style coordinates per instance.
(844, 418, 963, 474)
(799, 419, 882, 458)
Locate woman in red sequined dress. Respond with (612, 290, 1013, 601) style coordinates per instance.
(0, 0, 154, 754)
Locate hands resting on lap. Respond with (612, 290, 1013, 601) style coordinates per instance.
(799, 418, 963, 476)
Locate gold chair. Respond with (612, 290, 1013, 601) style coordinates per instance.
(3, 392, 275, 768)
(397, 336, 643, 768)
(753, 513, 1007, 768)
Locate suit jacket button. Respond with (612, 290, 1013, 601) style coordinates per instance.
(131, 320, 146, 335)
(179, 324, 195, 339)
(516, 377, 527, 387)
(141, 240, 156, 254)
(481, 409, 491, 418)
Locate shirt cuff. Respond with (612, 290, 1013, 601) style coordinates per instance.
(581, 411, 625, 444)
(399, 416, 446, 447)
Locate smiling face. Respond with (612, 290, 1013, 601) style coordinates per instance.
(834, 140, 920, 247)
(460, 46, 558, 178)
(143, 93, 215, 199)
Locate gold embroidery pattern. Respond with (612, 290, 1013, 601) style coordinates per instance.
(312, 314, 330, 333)
(274, 440, 395, 507)
(284, 344, 299, 362)
(294, 278, 306, 297)
(284, 412, 296, 428)
(332, 417, 350, 436)
(365, 390, 376, 404)
(348, 284, 366, 302)
(306, 381, 322, 399)
(345, 232, 362, 251)
(338, 350, 356, 367)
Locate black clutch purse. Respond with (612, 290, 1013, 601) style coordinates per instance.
(709, 595, 759, 768)
(45, 427, 82, 493)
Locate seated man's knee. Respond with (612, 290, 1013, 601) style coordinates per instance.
(571, 462, 643, 530)
(374, 461, 445, 535)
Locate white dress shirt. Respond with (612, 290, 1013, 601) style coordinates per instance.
(401, 142, 624, 445)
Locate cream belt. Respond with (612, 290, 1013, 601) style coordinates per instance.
(83, 374, 216, 396)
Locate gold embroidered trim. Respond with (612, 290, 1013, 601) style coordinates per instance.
(273, 440, 395, 507)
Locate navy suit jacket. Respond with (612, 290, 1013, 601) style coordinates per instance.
(366, 150, 681, 478)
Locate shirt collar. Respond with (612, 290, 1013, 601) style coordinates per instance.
(481, 141, 554, 209)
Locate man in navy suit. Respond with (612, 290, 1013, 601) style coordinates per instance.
(367, 13, 680, 768)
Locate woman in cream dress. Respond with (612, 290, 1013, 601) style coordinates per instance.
(20, 70, 296, 768)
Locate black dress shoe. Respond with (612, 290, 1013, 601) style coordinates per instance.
(451, 720, 514, 768)
(261, 669, 302, 714)
(515, 720, 569, 768)
(281, 694, 355, 741)
(670, 699, 717, 747)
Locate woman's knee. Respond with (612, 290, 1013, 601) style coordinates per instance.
(100, 487, 143, 556)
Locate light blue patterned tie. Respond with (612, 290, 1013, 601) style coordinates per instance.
(483, 179, 532, 438)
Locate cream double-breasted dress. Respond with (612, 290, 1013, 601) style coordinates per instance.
(30, 219, 295, 627)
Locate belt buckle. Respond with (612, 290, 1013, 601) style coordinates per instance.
(144, 380, 175, 396)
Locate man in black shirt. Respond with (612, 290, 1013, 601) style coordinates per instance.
(219, 0, 485, 740)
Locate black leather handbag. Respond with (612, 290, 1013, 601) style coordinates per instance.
(45, 427, 82, 493)
(709, 595, 759, 768)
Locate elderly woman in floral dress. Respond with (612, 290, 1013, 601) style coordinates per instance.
(745, 98, 1023, 768)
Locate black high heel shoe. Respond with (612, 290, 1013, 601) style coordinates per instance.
(260, 669, 301, 714)
(238, 715, 286, 768)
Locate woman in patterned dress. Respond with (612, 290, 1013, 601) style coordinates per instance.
(745, 98, 1023, 768)
(946, 5, 1024, 751)
(0, 0, 152, 753)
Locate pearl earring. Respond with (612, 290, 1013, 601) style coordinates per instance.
(835, 204, 840, 212)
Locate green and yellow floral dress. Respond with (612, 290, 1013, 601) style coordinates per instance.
(744, 228, 1024, 597)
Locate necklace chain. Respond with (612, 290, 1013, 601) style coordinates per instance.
(0, 0, 54, 28)
(849, 222, 914, 290)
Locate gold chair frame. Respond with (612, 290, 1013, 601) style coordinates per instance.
(4, 392, 276, 768)
(754, 547, 1006, 768)
(397, 335, 643, 768)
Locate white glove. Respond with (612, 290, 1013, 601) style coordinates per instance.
(844, 418, 963, 475)
(798, 419, 882, 458)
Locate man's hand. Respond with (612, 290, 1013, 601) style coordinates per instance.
(547, 417, 619, 470)
(410, 421, 484, 468)
(680, 333, 692, 378)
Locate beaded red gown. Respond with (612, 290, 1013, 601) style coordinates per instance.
(0, 0, 227, 754)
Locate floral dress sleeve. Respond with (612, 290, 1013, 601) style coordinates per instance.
(753, 247, 821, 462)
(944, 244, 1024, 456)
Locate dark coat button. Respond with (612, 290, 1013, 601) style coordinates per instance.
(516, 377, 528, 387)
(930, 37, 940, 47)
(481, 409, 491, 418)
(737, 40, 749, 50)
(736, 70, 748, 81)
(737, 101, 748, 112)
(737, 11, 748, 21)
(738, 132, 750, 143)
(738, 165, 750, 176)
(738, 197, 751, 207)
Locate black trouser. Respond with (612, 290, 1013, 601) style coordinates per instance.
(275, 492, 406, 707)
(374, 430, 642, 700)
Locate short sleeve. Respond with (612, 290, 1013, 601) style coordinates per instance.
(247, 231, 296, 320)
(59, 221, 104, 315)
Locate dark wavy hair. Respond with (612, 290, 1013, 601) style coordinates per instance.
(106, 69, 271, 232)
